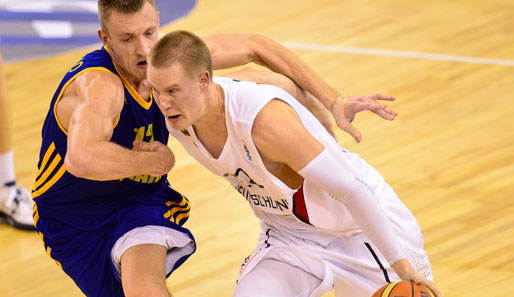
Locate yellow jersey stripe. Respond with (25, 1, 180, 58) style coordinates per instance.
(32, 165, 66, 198)
(163, 210, 172, 219)
(33, 211, 39, 225)
(166, 197, 189, 208)
(38, 231, 44, 243)
(33, 153, 62, 191)
(33, 203, 39, 225)
(104, 46, 152, 110)
(175, 211, 190, 225)
(169, 204, 191, 218)
(34, 142, 56, 182)
(37, 229, 63, 269)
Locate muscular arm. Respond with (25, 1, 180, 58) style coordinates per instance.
(64, 71, 174, 180)
(251, 100, 440, 296)
(203, 34, 398, 143)
(202, 34, 340, 109)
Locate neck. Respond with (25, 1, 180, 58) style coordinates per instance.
(119, 68, 150, 101)
(192, 82, 228, 159)
(106, 46, 150, 100)
(194, 82, 226, 135)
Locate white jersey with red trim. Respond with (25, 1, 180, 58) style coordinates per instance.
(169, 77, 397, 239)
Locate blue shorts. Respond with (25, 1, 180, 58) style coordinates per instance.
(34, 185, 196, 297)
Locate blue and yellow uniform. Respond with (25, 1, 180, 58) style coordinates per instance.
(32, 46, 195, 297)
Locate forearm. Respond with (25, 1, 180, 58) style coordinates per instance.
(207, 34, 341, 109)
(298, 147, 406, 265)
(65, 141, 170, 181)
(249, 35, 341, 109)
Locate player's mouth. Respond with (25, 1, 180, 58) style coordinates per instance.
(137, 60, 148, 69)
(167, 114, 181, 123)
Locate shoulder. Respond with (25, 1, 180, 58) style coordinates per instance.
(64, 48, 119, 81)
(65, 48, 121, 96)
(252, 99, 303, 154)
(253, 99, 301, 134)
(72, 69, 123, 97)
(252, 99, 324, 169)
(217, 77, 276, 118)
(68, 69, 124, 116)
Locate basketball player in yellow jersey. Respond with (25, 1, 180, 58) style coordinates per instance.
(0, 52, 35, 231)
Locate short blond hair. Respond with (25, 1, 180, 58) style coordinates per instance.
(98, 0, 156, 32)
(149, 30, 213, 79)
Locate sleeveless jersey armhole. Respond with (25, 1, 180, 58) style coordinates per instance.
(53, 67, 119, 136)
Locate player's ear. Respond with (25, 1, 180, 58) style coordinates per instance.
(199, 70, 210, 88)
(98, 29, 109, 45)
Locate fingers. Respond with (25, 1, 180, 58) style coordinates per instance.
(340, 121, 361, 143)
(374, 108, 397, 120)
(366, 102, 386, 111)
(334, 106, 362, 143)
(411, 275, 442, 297)
(132, 140, 147, 151)
(132, 140, 163, 152)
(419, 281, 442, 297)
(370, 93, 396, 101)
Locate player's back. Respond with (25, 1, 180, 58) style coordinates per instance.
(33, 46, 170, 230)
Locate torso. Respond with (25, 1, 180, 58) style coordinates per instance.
(33, 46, 168, 230)
(259, 155, 303, 189)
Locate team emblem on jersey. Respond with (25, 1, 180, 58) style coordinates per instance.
(224, 168, 290, 212)
(243, 144, 253, 162)
(224, 168, 263, 188)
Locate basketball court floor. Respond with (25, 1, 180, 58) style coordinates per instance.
(1, 1, 513, 296)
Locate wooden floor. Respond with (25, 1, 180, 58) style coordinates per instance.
(2, 0, 514, 296)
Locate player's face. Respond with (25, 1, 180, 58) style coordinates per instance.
(99, 2, 159, 82)
(148, 63, 209, 131)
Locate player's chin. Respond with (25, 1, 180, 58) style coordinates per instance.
(167, 115, 187, 130)
(134, 64, 148, 76)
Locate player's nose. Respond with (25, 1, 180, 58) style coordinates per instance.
(135, 36, 151, 56)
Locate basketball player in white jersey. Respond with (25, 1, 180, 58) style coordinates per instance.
(145, 31, 442, 297)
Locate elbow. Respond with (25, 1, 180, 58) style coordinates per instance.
(247, 33, 271, 45)
(64, 150, 93, 178)
(246, 34, 274, 64)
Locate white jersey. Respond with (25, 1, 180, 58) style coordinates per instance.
(170, 77, 415, 242)
(170, 77, 432, 296)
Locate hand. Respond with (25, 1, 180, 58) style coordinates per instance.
(392, 259, 442, 297)
(302, 96, 338, 140)
(331, 93, 398, 143)
(132, 140, 175, 175)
